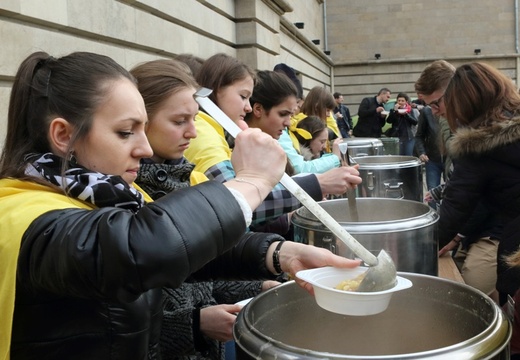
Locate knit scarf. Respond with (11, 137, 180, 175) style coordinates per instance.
(136, 159, 195, 200)
(25, 153, 145, 212)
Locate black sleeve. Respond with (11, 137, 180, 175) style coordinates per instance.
(386, 110, 397, 125)
(458, 202, 497, 242)
(190, 232, 283, 280)
(357, 98, 373, 118)
(17, 181, 246, 303)
(405, 113, 418, 125)
(437, 158, 490, 247)
(346, 108, 354, 129)
(414, 111, 428, 155)
(293, 174, 323, 201)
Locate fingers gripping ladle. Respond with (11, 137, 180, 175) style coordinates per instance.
(194, 88, 397, 292)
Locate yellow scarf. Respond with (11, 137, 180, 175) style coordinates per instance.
(287, 113, 312, 153)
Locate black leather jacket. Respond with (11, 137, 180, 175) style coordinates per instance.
(11, 181, 280, 360)
(414, 107, 443, 163)
(386, 108, 418, 141)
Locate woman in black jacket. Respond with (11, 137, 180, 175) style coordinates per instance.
(0, 51, 361, 360)
(436, 62, 520, 304)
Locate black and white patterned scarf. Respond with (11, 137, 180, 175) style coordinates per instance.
(25, 153, 145, 212)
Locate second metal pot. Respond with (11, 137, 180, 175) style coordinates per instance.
(291, 198, 439, 275)
(354, 155, 423, 202)
(342, 137, 383, 157)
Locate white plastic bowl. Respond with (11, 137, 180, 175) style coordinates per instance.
(296, 266, 412, 316)
(397, 108, 407, 114)
(235, 297, 253, 307)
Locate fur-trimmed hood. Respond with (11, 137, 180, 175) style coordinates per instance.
(299, 145, 315, 161)
(449, 116, 520, 158)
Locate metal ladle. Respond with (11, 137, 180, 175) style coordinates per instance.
(338, 142, 359, 222)
(194, 88, 397, 292)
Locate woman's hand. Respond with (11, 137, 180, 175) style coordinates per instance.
(200, 304, 242, 342)
(331, 138, 343, 160)
(438, 234, 463, 257)
(261, 280, 281, 292)
(232, 128, 286, 187)
(419, 154, 429, 163)
(228, 128, 287, 209)
(267, 241, 361, 295)
(424, 191, 433, 203)
(316, 165, 362, 196)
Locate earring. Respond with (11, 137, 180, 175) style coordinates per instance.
(68, 151, 77, 166)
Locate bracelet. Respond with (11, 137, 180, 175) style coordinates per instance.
(272, 241, 285, 275)
(226, 187, 253, 227)
(235, 178, 263, 200)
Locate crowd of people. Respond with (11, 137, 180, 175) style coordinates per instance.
(1, 48, 520, 359)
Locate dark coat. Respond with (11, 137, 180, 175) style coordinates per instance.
(353, 96, 386, 138)
(385, 108, 418, 141)
(11, 181, 280, 360)
(437, 116, 520, 295)
(334, 104, 353, 138)
(414, 107, 443, 163)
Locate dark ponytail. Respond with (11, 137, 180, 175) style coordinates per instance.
(0, 51, 135, 179)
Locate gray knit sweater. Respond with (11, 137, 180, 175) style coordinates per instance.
(136, 159, 264, 360)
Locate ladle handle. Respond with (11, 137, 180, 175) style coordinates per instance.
(194, 89, 378, 266)
(279, 173, 377, 265)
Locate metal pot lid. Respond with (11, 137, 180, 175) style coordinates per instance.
(291, 198, 439, 233)
(353, 155, 421, 169)
(342, 138, 383, 147)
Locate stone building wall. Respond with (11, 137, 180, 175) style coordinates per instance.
(326, 0, 520, 113)
(1, 0, 520, 145)
(0, 0, 332, 146)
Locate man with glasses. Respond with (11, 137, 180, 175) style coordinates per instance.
(415, 60, 455, 184)
(414, 60, 455, 211)
(414, 60, 454, 117)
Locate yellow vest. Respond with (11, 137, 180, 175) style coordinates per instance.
(0, 179, 152, 360)
(184, 111, 232, 174)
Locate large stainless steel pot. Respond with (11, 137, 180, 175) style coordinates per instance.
(234, 276, 511, 359)
(292, 198, 438, 275)
(354, 155, 423, 202)
(342, 137, 383, 157)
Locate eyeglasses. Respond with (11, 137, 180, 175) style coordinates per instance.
(426, 95, 444, 109)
